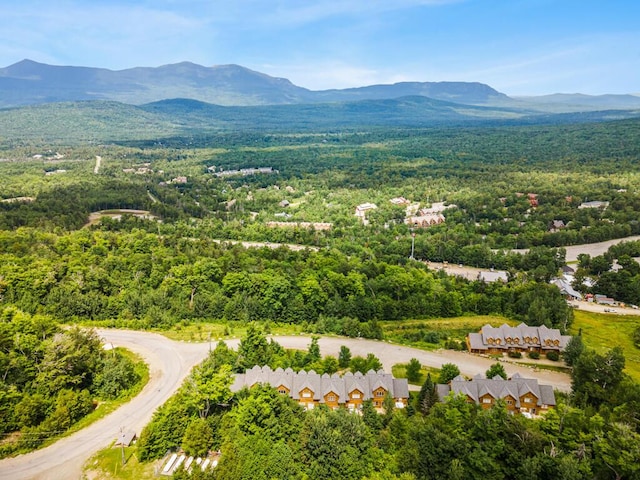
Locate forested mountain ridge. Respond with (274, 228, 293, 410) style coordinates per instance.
(2, 59, 640, 113)
(1, 96, 639, 146)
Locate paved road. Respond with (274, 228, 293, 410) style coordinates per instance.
(272, 336, 572, 393)
(0, 332, 571, 480)
(510, 235, 640, 262)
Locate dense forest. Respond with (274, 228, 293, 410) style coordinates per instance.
(0, 228, 572, 331)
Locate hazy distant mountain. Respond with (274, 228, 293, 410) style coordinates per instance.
(514, 93, 640, 112)
(0, 59, 508, 108)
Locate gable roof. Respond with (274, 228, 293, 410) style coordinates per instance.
(470, 323, 572, 351)
(231, 366, 409, 404)
(440, 374, 555, 408)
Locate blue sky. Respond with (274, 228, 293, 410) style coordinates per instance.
(0, 0, 638, 95)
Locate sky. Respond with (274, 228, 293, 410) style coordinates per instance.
(0, 0, 638, 96)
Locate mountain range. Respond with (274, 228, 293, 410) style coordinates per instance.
(2, 59, 640, 112)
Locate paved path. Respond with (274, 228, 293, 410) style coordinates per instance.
(93, 156, 101, 174)
(0, 332, 571, 480)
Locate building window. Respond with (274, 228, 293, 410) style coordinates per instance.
(351, 392, 361, 399)
(302, 392, 312, 398)
(375, 390, 385, 397)
(524, 397, 532, 403)
(278, 387, 287, 394)
(327, 395, 336, 402)
(482, 398, 492, 404)
(506, 399, 513, 405)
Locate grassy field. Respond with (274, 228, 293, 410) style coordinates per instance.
(571, 310, 640, 381)
(381, 315, 516, 350)
(160, 321, 305, 343)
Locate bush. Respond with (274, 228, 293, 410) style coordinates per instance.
(546, 351, 560, 361)
(446, 339, 464, 351)
(528, 351, 540, 360)
(423, 331, 441, 344)
(508, 351, 522, 359)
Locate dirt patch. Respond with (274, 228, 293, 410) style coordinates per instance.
(85, 210, 157, 227)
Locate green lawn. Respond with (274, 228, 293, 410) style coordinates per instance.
(571, 310, 640, 381)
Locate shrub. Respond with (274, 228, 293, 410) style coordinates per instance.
(528, 351, 540, 360)
(446, 339, 464, 351)
(423, 331, 441, 344)
(508, 351, 522, 359)
(546, 351, 560, 361)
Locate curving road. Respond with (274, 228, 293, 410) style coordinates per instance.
(0, 331, 571, 480)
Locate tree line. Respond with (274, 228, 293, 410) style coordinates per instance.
(0, 228, 572, 332)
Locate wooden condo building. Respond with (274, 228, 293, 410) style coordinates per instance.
(231, 365, 410, 412)
(437, 373, 556, 416)
(467, 323, 572, 355)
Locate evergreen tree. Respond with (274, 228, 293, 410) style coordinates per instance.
(416, 373, 439, 415)
(405, 358, 422, 383)
(339, 345, 352, 369)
